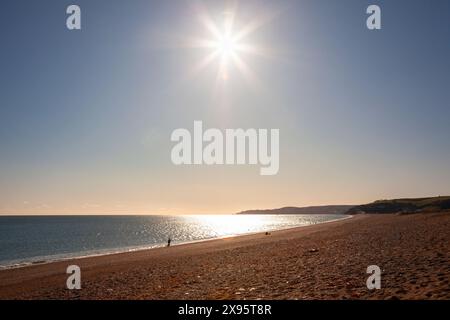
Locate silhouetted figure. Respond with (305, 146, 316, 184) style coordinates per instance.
(167, 237, 171, 247)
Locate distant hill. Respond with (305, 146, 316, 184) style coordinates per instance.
(237, 205, 355, 215)
(236, 196, 450, 215)
(346, 196, 450, 214)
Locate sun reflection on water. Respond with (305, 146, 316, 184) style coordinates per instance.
(187, 215, 269, 237)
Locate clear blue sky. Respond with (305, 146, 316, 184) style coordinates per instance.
(0, 0, 449, 214)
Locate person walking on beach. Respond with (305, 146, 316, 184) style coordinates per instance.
(167, 237, 171, 247)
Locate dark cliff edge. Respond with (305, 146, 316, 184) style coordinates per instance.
(346, 196, 450, 214)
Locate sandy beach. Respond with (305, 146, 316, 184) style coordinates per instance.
(0, 213, 449, 300)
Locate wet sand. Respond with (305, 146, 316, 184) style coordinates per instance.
(0, 213, 449, 300)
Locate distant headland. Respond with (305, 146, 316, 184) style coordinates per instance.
(236, 205, 354, 215)
(236, 196, 450, 215)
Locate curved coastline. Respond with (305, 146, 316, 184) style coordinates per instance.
(0, 214, 352, 270)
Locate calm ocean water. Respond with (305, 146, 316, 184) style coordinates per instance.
(0, 214, 346, 268)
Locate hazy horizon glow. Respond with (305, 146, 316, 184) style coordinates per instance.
(1, 0, 450, 215)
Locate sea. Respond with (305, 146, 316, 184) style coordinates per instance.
(0, 214, 347, 269)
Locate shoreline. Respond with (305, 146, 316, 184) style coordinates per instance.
(0, 213, 448, 300)
(0, 214, 353, 271)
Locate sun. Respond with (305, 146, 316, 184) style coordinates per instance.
(214, 34, 238, 59)
(187, 9, 265, 83)
(200, 11, 245, 78)
(178, 4, 279, 87)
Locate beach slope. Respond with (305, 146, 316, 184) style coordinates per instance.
(0, 213, 449, 300)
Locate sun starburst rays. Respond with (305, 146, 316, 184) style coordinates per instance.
(189, 10, 264, 84)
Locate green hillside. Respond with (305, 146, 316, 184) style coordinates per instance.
(346, 196, 450, 214)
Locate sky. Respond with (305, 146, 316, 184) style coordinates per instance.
(0, 0, 449, 215)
